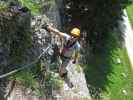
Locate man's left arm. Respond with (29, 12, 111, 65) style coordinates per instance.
(73, 46, 80, 64)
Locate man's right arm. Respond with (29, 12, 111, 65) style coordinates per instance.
(46, 25, 66, 38)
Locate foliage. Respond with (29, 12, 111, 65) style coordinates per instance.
(35, 87, 45, 97)
(127, 2, 133, 28)
(11, 64, 45, 97)
(49, 63, 59, 72)
(101, 48, 133, 100)
(0, 2, 8, 12)
(18, 0, 55, 15)
(45, 72, 64, 90)
(18, 0, 41, 15)
(84, 47, 133, 99)
(13, 70, 37, 89)
(62, 1, 133, 98)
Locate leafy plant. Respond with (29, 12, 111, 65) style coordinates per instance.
(14, 70, 37, 89)
(0, 2, 8, 12)
(18, 0, 41, 15)
(45, 72, 64, 90)
(35, 87, 45, 97)
(11, 69, 45, 96)
(18, 0, 55, 15)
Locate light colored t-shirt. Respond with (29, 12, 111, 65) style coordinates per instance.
(62, 33, 80, 58)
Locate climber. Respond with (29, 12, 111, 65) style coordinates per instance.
(43, 24, 81, 77)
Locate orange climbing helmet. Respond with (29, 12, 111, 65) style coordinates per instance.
(70, 28, 80, 37)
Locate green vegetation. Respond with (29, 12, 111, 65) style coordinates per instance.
(10, 63, 64, 97)
(13, 70, 38, 89)
(1, 0, 132, 99)
(18, 0, 55, 15)
(127, 3, 133, 28)
(10, 67, 45, 96)
(85, 48, 133, 100)
(101, 48, 133, 100)
(0, 2, 8, 12)
(18, 0, 41, 15)
(45, 72, 64, 90)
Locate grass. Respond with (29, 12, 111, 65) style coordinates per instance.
(101, 48, 133, 100)
(126, 3, 133, 28)
(85, 48, 133, 100)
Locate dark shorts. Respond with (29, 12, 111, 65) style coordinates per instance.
(59, 55, 71, 68)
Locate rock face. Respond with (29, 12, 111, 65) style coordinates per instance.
(52, 62, 92, 100)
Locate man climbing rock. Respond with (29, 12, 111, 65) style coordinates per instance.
(44, 24, 81, 77)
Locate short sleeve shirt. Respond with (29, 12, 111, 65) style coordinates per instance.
(62, 33, 80, 58)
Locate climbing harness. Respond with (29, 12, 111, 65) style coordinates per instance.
(60, 37, 76, 57)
